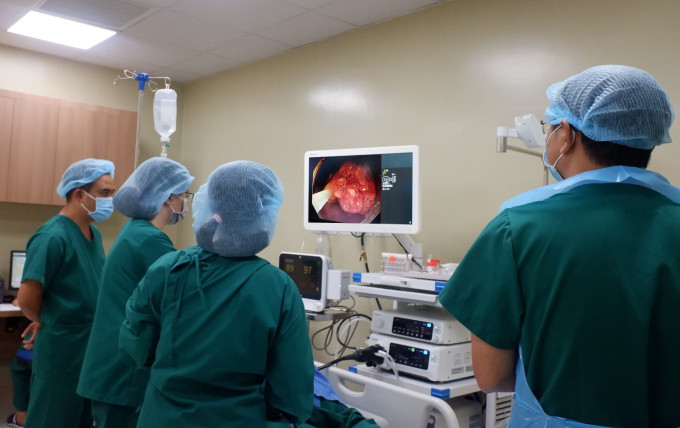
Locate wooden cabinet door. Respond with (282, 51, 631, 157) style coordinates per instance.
(5, 97, 60, 204)
(0, 96, 14, 200)
(92, 109, 136, 190)
(48, 105, 136, 205)
(0, 90, 136, 206)
(49, 105, 99, 205)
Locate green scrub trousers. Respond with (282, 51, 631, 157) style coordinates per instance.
(21, 215, 104, 428)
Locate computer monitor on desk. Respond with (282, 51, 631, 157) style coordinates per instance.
(9, 250, 26, 292)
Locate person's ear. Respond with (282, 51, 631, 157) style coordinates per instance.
(558, 120, 576, 154)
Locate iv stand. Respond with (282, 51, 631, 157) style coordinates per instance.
(113, 70, 171, 167)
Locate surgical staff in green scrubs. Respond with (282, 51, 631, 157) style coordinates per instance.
(120, 161, 314, 428)
(439, 66, 680, 427)
(17, 158, 116, 428)
(77, 157, 193, 428)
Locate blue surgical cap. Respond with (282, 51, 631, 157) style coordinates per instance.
(192, 161, 284, 258)
(544, 65, 674, 149)
(113, 157, 194, 219)
(57, 158, 115, 198)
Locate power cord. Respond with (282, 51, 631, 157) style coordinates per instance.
(317, 345, 385, 371)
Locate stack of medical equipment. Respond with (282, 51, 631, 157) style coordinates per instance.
(341, 254, 487, 428)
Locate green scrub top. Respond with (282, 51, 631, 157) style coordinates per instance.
(439, 184, 680, 427)
(78, 219, 175, 407)
(21, 214, 105, 428)
(120, 246, 315, 428)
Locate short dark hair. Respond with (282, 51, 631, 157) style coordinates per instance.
(577, 129, 652, 169)
(65, 182, 95, 202)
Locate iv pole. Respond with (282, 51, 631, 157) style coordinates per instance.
(113, 70, 171, 167)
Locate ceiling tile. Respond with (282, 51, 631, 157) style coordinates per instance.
(257, 11, 355, 47)
(170, 0, 305, 32)
(0, 0, 41, 7)
(38, 0, 153, 30)
(169, 53, 243, 76)
(133, 0, 181, 7)
(283, 0, 335, 9)
(76, 51, 162, 75)
(0, 30, 82, 57)
(318, 0, 439, 27)
(150, 66, 204, 84)
(88, 33, 198, 67)
(0, 1, 26, 29)
(126, 9, 243, 51)
(209, 34, 292, 63)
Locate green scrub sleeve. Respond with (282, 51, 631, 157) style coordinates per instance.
(438, 211, 524, 350)
(22, 231, 65, 288)
(119, 264, 164, 369)
(264, 273, 315, 423)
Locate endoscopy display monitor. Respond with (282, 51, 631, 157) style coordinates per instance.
(304, 145, 420, 234)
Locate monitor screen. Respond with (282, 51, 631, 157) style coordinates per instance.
(279, 252, 328, 313)
(304, 145, 420, 234)
(9, 250, 26, 290)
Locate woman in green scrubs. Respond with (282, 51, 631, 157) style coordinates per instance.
(77, 157, 193, 428)
(120, 161, 314, 428)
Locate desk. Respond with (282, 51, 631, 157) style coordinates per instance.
(0, 303, 23, 318)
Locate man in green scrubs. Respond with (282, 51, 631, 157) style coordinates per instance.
(77, 157, 193, 428)
(17, 158, 116, 428)
(120, 161, 314, 427)
(439, 66, 680, 427)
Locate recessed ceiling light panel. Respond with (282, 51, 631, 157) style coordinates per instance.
(7, 10, 116, 50)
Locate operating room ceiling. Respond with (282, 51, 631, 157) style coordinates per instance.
(0, 0, 443, 83)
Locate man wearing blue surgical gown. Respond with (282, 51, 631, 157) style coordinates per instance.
(439, 66, 680, 427)
(78, 157, 193, 428)
(17, 159, 116, 428)
(120, 161, 314, 427)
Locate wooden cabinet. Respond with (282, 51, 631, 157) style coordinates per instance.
(0, 96, 14, 201)
(0, 89, 136, 206)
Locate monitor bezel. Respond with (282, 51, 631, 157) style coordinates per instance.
(278, 252, 328, 313)
(303, 145, 420, 234)
(9, 250, 26, 290)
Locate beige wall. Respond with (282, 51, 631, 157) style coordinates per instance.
(0, 44, 185, 288)
(175, 0, 680, 358)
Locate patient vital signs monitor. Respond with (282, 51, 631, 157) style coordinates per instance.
(304, 145, 420, 234)
(279, 252, 330, 312)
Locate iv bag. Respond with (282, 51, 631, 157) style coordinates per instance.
(153, 88, 177, 143)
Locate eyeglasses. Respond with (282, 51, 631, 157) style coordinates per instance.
(540, 120, 550, 135)
(173, 192, 194, 202)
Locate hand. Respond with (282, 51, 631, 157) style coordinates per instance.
(21, 321, 40, 350)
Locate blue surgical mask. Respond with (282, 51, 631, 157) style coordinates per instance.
(542, 125, 565, 182)
(167, 196, 187, 225)
(82, 191, 114, 222)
